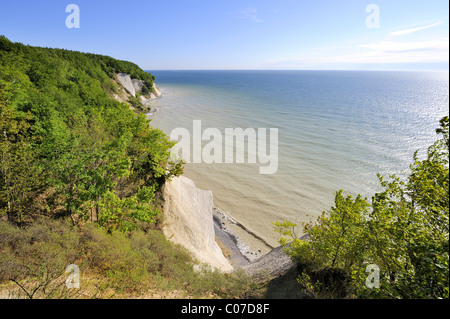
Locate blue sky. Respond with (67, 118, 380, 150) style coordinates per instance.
(0, 0, 448, 70)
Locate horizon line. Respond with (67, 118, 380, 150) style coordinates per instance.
(144, 69, 449, 72)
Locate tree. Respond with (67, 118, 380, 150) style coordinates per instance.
(275, 116, 449, 299)
(274, 191, 371, 298)
(0, 36, 183, 231)
(363, 116, 449, 298)
(97, 185, 160, 233)
(0, 72, 41, 226)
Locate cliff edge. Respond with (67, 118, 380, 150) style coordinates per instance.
(161, 176, 234, 272)
(114, 73, 162, 106)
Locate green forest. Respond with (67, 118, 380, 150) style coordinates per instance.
(0, 37, 258, 299)
(0, 35, 182, 230)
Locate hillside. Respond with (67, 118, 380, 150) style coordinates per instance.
(1, 36, 307, 300)
(0, 37, 260, 298)
(0, 35, 183, 229)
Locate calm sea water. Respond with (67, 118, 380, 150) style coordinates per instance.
(147, 70, 449, 247)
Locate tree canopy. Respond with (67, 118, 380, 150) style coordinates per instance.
(275, 116, 449, 299)
(0, 36, 183, 231)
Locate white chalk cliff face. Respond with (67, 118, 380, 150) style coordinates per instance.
(116, 73, 162, 105)
(132, 78, 144, 94)
(151, 83, 162, 99)
(116, 73, 137, 96)
(162, 176, 233, 272)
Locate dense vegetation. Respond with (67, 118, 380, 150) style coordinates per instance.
(275, 116, 449, 299)
(0, 218, 256, 299)
(0, 35, 183, 230)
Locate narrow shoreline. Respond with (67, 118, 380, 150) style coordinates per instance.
(213, 206, 274, 267)
(147, 84, 276, 268)
(213, 213, 249, 267)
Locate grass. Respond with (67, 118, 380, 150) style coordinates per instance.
(0, 218, 262, 299)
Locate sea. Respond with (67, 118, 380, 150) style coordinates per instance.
(146, 70, 449, 247)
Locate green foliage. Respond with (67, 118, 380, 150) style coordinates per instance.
(0, 37, 257, 299)
(0, 218, 82, 298)
(0, 219, 256, 298)
(274, 192, 370, 298)
(0, 36, 182, 231)
(127, 95, 148, 112)
(0, 73, 42, 225)
(275, 117, 449, 299)
(362, 116, 449, 299)
(97, 186, 160, 233)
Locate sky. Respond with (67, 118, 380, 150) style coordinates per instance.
(0, 0, 448, 71)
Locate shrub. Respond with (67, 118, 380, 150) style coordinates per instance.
(274, 117, 449, 299)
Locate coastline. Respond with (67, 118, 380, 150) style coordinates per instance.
(142, 83, 164, 114)
(147, 87, 275, 269)
(213, 207, 273, 267)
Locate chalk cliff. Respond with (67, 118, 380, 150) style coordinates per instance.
(116, 72, 138, 96)
(116, 73, 162, 99)
(161, 176, 234, 272)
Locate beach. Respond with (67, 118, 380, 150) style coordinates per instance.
(213, 207, 273, 267)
